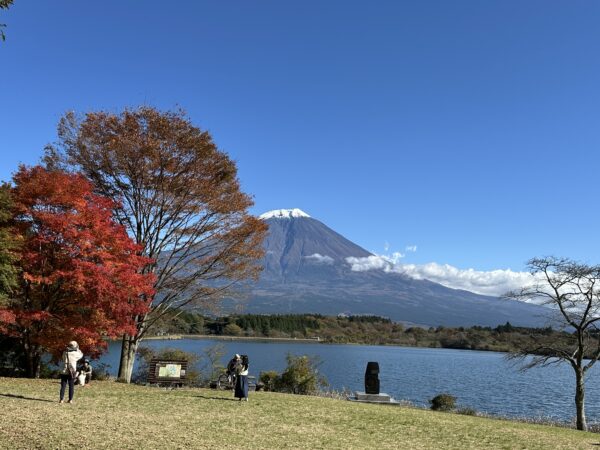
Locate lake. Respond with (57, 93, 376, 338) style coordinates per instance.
(98, 338, 600, 423)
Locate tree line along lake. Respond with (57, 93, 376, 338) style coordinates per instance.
(98, 338, 600, 424)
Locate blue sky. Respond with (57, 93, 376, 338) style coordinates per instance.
(1, 1, 599, 282)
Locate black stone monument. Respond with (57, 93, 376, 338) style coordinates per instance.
(350, 361, 397, 404)
(364, 361, 380, 395)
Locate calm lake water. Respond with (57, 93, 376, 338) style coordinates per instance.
(98, 338, 600, 423)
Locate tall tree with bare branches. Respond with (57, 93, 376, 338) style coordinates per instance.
(45, 107, 267, 382)
(506, 257, 600, 431)
(0, 0, 14, 42)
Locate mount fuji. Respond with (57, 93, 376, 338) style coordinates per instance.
(236, 209, 549, 327)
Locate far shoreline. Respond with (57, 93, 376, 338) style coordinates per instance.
(136, 334, 507, 355)
(141, 334, 323, 344)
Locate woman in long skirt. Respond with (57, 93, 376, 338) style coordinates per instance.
(234, 356, 249, 401)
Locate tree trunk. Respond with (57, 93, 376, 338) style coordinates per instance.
(117, 335, 139, 383)
(575, 369, 587, 431)
(25, 351, 41, 379)
(117, 334, 129, 381)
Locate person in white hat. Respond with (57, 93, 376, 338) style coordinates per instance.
(59, 341, 83, 404)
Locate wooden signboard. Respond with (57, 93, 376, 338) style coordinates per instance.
(148, 359, 188, 386)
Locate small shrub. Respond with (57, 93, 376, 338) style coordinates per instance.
(0, 337, 27, 377)
(38, 363, 61, 379)
(315, 387, 352, 400)
(430, 393, 456, 411)
(198, 344, 226, 385)
(456, 407, 477, 416)
(396, 399, 416, 408)
(93, 363, 112, 381)
(275, 354, 328, 395)
(586, 423, 600, 434)
(259, 371, 279, 392)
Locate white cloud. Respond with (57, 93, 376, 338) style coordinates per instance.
(384, 242, 390, 252)
(345, 255, 538, 297)
(346, 255, 394, 272)
(405, 245, 417, 253)
(346, 252, 405, 272)
(388, 252, 405, 264)
(304, 253, 334, 265)
(397, 262, 538, 297)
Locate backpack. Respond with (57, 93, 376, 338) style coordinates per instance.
(226, 358, 237, 374)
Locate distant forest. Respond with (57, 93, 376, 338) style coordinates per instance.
(150, 312, 584, 355)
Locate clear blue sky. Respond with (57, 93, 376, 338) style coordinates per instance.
(1, 1, 599, 272)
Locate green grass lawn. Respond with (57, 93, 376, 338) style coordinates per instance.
(0, 377, 597, 449)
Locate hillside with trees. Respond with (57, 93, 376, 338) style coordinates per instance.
(148, 312, 581, 355)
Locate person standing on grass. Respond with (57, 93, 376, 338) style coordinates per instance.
(234, 354, 249, 402)
(59, 341, 83, 404)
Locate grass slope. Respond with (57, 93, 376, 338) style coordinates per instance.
(0, 378, 597, 449)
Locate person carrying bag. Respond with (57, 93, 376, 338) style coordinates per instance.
(59, 341, 83, 404)
(234, 354, 250, 402)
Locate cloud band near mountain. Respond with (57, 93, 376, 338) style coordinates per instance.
(345, 256, 537, 297)
(304, 253, 335, 264)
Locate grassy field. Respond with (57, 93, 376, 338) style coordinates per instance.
(0, 378, 598, 449)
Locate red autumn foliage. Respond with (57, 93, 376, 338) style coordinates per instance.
(0, 166, 155, 370)
(0, 309, 15, 329)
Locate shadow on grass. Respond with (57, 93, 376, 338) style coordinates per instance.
(195, 394, 241, 402)
(0, 393, 55, 403)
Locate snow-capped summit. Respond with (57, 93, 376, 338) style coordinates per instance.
(259, 208, 311, 220)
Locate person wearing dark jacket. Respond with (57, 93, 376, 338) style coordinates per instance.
(76, 359, 93, 386)
(234, 355, 249, 402)
(226, 354, 241, 384)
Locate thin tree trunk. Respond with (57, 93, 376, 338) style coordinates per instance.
(117, 334, 139, 383)
(575, 369, 587, 431)
(25, 355, 34, 378)
(123, 338, 139, 383)
(34, 357, 40, 379)
(117, 334, 130, 381)
(25, 351, 41, 379)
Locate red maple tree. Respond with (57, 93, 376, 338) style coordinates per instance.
(0, 166, 155, 377)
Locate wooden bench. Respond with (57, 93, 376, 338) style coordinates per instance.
(148, 359, 188, 388)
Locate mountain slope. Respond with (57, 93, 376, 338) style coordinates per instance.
(239, 209, 550, 328)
